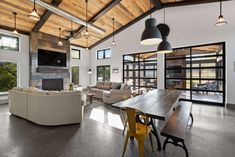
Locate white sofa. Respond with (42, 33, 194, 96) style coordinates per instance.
(103, 89, 132, 104)
(9, 87, 86, 126)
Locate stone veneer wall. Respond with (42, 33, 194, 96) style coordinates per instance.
(29, 32, 70, 90)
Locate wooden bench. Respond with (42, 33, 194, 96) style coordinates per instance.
(161, 101, 193, 157)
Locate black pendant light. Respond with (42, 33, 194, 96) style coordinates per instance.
(84, 0, 90, 37)
(215, 0, 227, 26)
(28, 0, 40, 21)
(58, 28, 63, 47)
(140, 0, 162, 45)
(157, 2, 172, 54)
(88, 69, 92, 74)
(12, 12, 19, 35)
(112, 18, 116, 46)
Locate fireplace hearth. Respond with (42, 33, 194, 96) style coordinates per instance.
(42, 79, 63, 91)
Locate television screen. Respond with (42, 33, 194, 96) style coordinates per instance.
(38, 49, 66, 67)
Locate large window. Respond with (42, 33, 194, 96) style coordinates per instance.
(97, 65, 110, 82)
(0, 62, 17, 92)
(0, 34, 19, 51)
(123, 51, 157, 93)
(165, 43, 225, 105)
(71, 66, 79, 85)
(97, 48, 111, 60)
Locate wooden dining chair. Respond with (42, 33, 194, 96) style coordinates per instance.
(122, 107, 154, 157)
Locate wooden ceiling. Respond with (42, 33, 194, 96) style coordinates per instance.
(0, 0, 226, 49)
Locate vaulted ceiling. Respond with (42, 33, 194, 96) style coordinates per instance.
(0, 0, 226, 49)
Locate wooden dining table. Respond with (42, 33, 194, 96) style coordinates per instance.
(112, 89, 181, 151)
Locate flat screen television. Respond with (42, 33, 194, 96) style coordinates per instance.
(38, 49, 66, 67)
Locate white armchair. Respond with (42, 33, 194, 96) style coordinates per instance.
(103, 89, 131, 104)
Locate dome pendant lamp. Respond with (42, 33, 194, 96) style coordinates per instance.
(84, 0, 90, 37)
(111, 18, 116, 46)
(140, 0, 162, 45)
(12, 12, 19, 35)
(157, 2, 172, 54)
(58, 28, 63, 47)
(215, 0, 227, 26)
(28, 0, 40, 21)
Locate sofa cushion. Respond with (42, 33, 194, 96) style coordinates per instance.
(102, 82, 112, 90)
(12, 87, 23, 91)
(23, 87, 38, 93)
(120, 83, 130, 90)
(111, 82, 121, 89)
(96, 82, 104, 89)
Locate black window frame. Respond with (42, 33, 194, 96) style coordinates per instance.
(96, 65, 111, 82)
(96, 48, 111, 60)
(71, 48, 81, 59)
(165, 42, 226, 106)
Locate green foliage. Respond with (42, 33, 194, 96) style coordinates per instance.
(72, 66, 79, 85)
(0, 62, 17, 92)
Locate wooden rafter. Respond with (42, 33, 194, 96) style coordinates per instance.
(151, 0, 162, 9)
(32, 0, 63, 32)
(69, 0, 122, 40)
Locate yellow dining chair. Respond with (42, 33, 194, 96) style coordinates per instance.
(122, 107, 154, 157)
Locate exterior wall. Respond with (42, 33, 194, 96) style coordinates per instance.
(90, 1, 235, 105)
(0, 29, 29, 87)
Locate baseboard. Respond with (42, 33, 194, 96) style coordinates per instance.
(226, 103, 235, 110)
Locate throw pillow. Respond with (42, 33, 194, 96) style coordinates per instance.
(103, 82, 112, 90)
(112, 82, 121, 89)
(121, 83, 129, 90)
(96, 82, 104, 89)
(116, 84, 121, 89)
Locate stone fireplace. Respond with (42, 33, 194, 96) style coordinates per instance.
(29, 32, 70, 90)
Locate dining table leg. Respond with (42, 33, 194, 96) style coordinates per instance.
(150, 118, 161, 151)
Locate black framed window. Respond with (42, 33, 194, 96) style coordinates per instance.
(71, 48, 81, 59)
(97, 48, 111, 60)
(97, 65, 110, 82)
(165, 42, 225, 106)
(123, 51, 157, 93)
(0, 33, 19, 51)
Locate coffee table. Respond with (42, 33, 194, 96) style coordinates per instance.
(86, 93, 95, 104)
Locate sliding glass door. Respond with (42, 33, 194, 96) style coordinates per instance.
(123, 51, 157, 94)
(165, 42, 225, 106)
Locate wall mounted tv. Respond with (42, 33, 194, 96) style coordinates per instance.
(38, 49, 66, 67)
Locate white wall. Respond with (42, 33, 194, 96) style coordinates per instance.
(0, 29, 29, 87)
(90, 1, 235, 105)
(70, 45, 90, 87)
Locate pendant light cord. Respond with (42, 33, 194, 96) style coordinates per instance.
(112, 18, 115, 42)
(86, 0, 88, 31)
(220, 0, 222, 16)
(13, 12, 17, 30)
(34, 0, 36, 10)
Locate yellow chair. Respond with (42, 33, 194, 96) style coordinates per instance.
(122, 107, 154, 157)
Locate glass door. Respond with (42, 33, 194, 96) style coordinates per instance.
(165, 43, 225, 106)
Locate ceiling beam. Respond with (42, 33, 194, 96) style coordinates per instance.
(151, 0, 162, 10)
(32, 0, 63, 32)
(32, 0, 105, 34)
(89, 6, 158, 49)
(70, 0, 122, 39)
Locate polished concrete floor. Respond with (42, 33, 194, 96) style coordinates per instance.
(0, 101, 235, 157)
